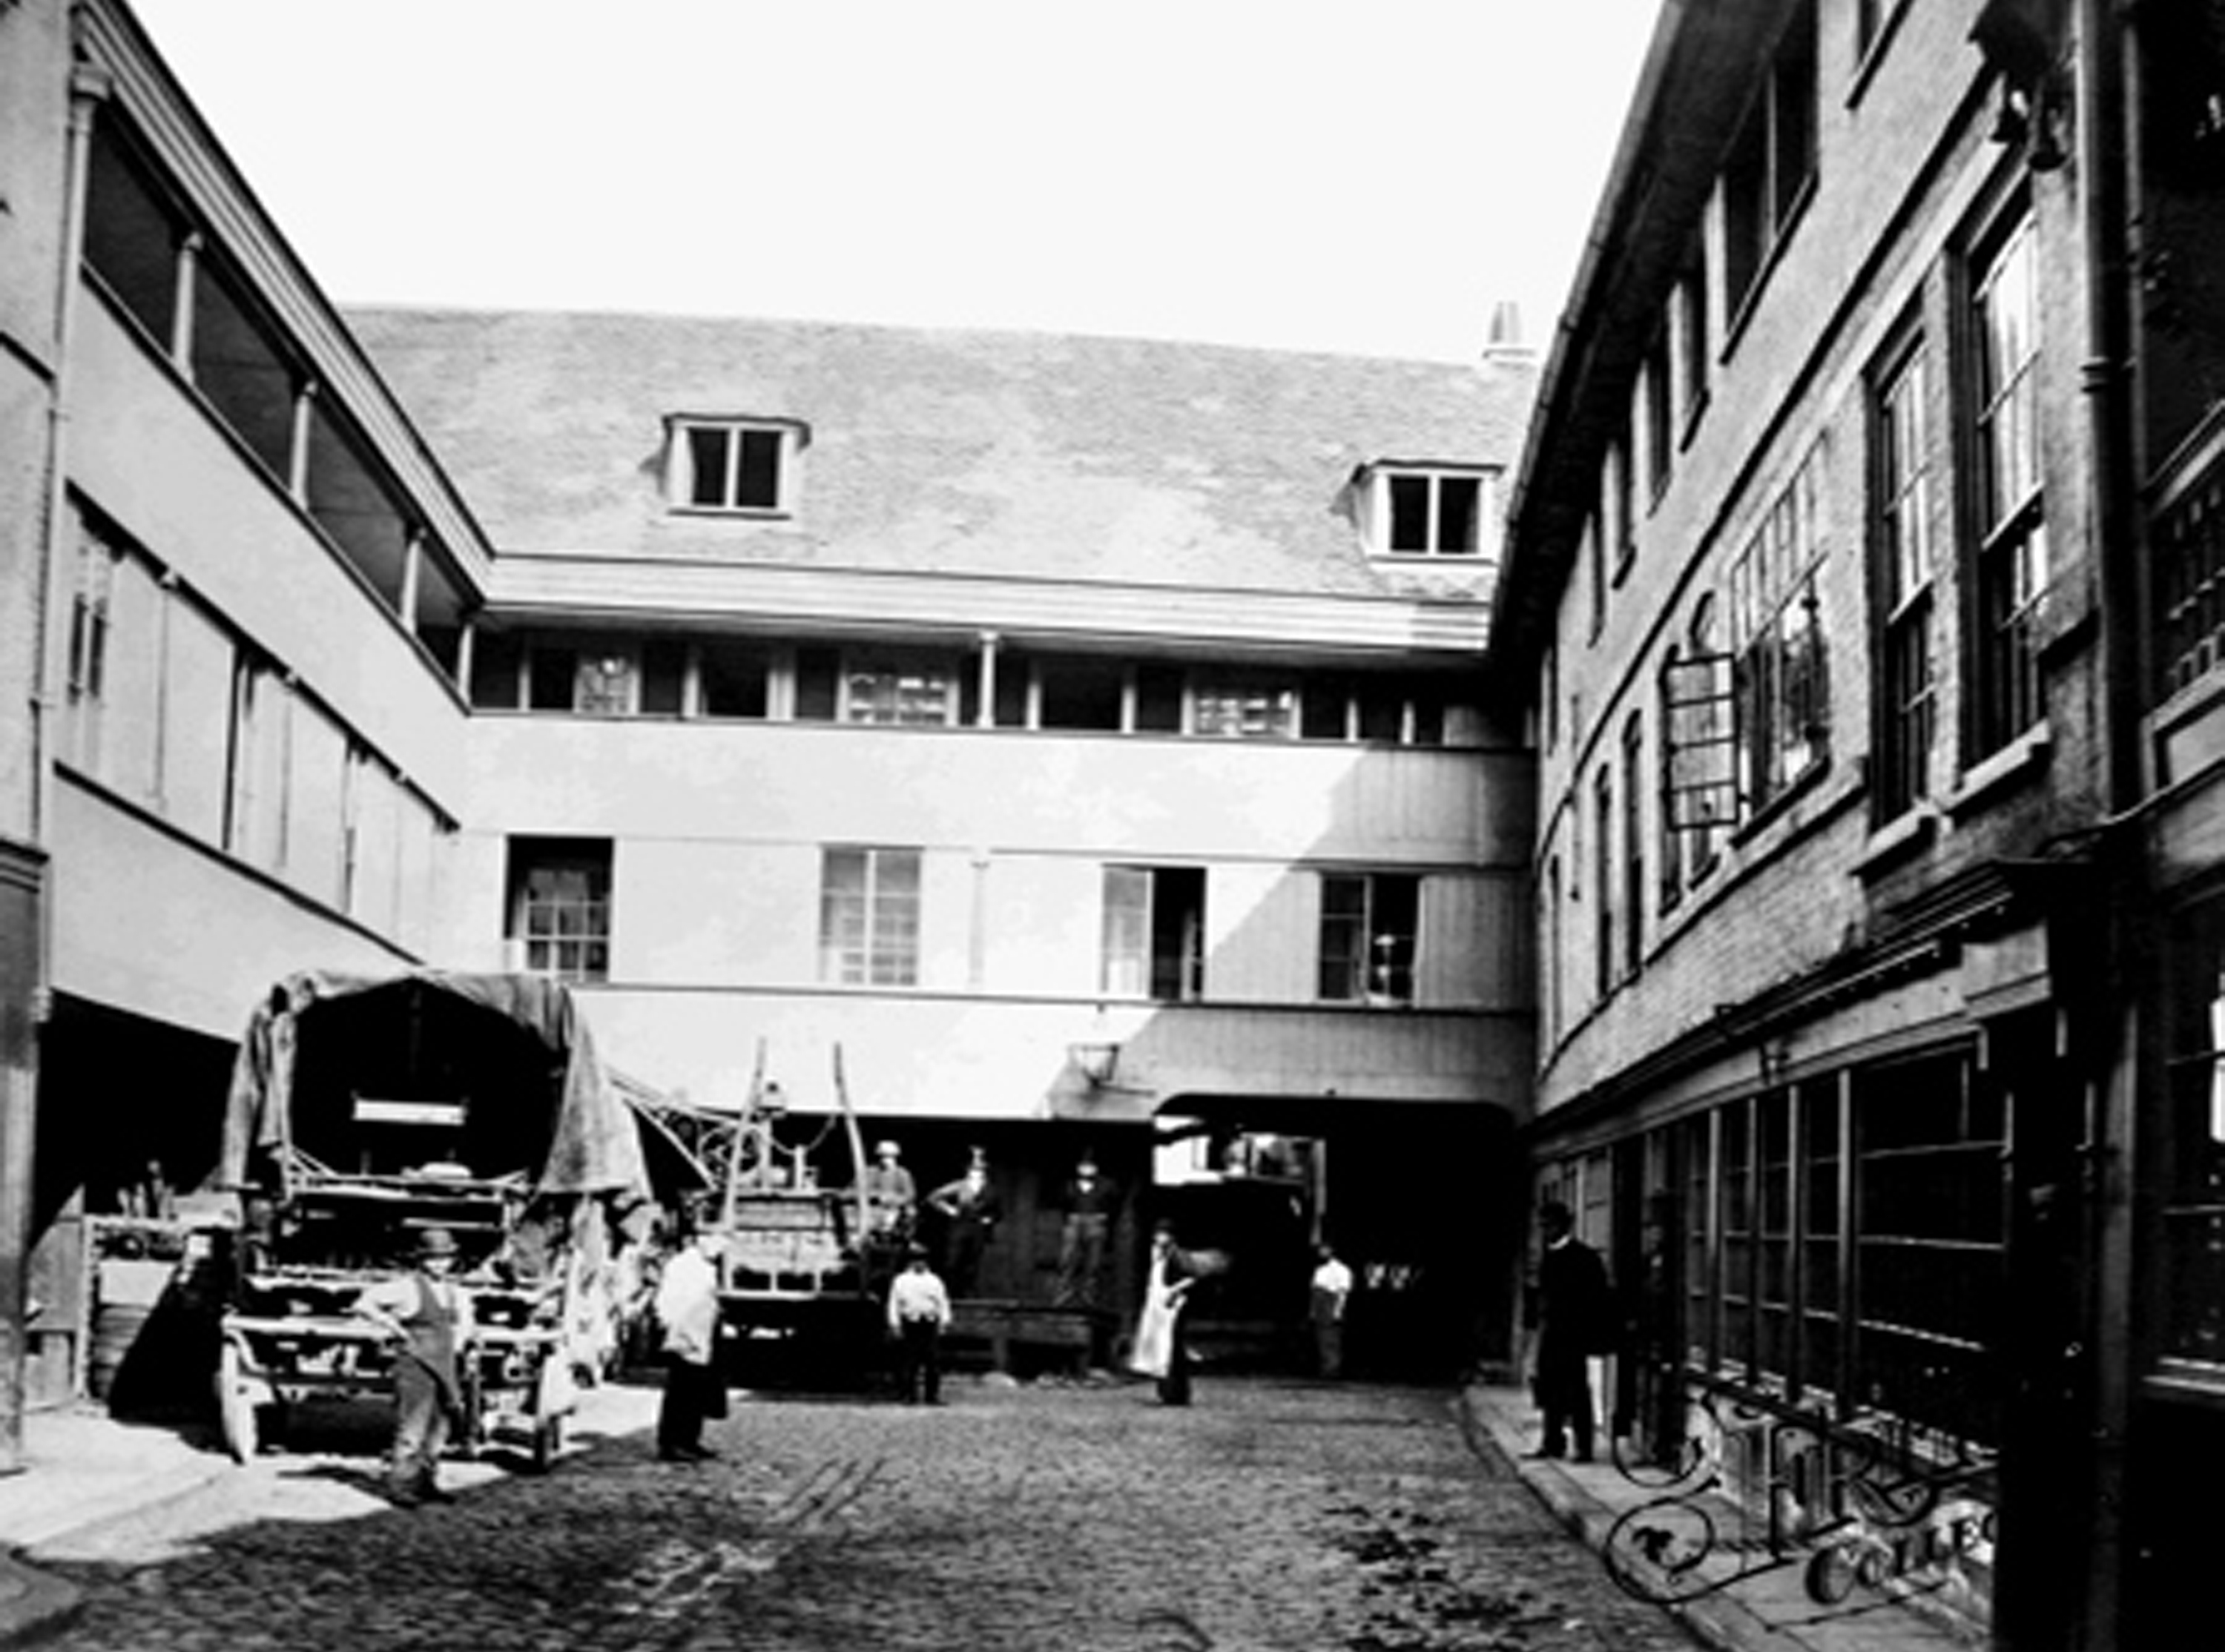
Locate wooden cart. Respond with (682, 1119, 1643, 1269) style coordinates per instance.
(213, 972, 656, 1467)
(214, 1162, 570, 1467)
(626, 1045, 900, 1373)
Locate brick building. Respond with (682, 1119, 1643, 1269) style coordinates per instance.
(1493, 1, 2225, 1646)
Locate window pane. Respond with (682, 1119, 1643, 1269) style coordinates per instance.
(1101, 867, 1150, 997)
(1038, 658, 1124, 730)
(1801, 1082, 1842, 1395)
(1724, 122, 1767, 314)
(700, 639, 770, 718)
(1371, 874, 1420, 1003)
(1150, 868, 1206, 1001)
(1357, 685, 1403, 743)
(1319, 874, 1365, 1000)
(510, 839, 612, 983)
(1319, 873, 1416, 1004)
(1410, 694, 1446, 747)
(1977, 220, 2040, 530)
(639, 641, 686, 715)
(1721, 1098, 1753, 1372)
(795, 647, 840, 721)
(1437, 478, 1480, 554)
(1301, 680, 1350, 741)
(1681, 260, 1710, 415)
(528, 644, 578, 711)
(2164, 896, 2225, 1364)
(192, 258, 296, 480)
(471, 630, 525, 710)
(820, 847, 920, 987)
(686, 426, 730, 507)
(1193, 681, 1295, 738)
(1875, 345, 1935, 819)
(1852, 1051, 2004, 1444)
(1772, 2, 1817, 222)
(575, 652, 633, 714)
(846, 666, 954, 725)
(736, 429, 782, 509)
(84, 123, 180, 346)
(1388, 475, 1431, 552)
(1134, 666, 1184, 733)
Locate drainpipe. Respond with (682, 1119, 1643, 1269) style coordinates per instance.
(2072, 0, 2135, 1647)
(3, 58, 108, 1476)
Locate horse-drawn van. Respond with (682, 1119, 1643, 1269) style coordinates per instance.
(212, 971, 656, 1466)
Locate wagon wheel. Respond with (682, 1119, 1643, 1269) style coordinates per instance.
(524, 1350, 570, 1474)
(458, 1361, 487, 1460)
(216, 1341, 259, 1464)
(530, 1412, 564, 1474)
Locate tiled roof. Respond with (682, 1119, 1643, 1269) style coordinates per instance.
(346, 306, 1535, 606)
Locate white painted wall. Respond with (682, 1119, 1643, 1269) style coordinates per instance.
(458, 713, 1534, 1121)
(68, 300, 469, 804)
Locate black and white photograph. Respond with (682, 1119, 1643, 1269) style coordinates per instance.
(0, 2, 2212, 1648)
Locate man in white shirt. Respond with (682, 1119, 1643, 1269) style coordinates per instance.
(1310, 1243, 1354, 1379)
(653, 1221, 728, 1461)
(886, 1244, 952, 1405)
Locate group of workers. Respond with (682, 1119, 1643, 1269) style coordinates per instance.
(351, 1141, 1385, 1507)
(862, 1140, 1116, 1309)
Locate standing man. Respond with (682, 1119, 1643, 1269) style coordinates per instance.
(1308, 1241, 1354, 1379)
(1524, 1201, 1615, 1464)
(885, 1243, 952, 1404)
(863, 1139, 917, 1242)
(1129, 1220, 1199, 1406)
(926, 1149, 1001, 1298)
(653, 1215, 728, 1463)
(355, 1226, 473, 1507)
(1054, 1150, 1118, 1309)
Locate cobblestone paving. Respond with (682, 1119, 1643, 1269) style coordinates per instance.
(29, 1378, 1702, 1652)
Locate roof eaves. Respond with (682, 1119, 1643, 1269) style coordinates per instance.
(1491, 0, 1795, 669)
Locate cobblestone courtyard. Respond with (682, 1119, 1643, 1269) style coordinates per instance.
(24, 1376, 1702, 1652)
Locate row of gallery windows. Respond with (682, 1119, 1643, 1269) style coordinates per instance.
(508, 838, 1426, 1008)
(470, 630, 1487, 748)
(81, 110, 472, 669)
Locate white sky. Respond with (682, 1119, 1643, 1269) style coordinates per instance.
(128, 0, 1659, 364)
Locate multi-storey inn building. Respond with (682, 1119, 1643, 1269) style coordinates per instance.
(343, 305, 1539, 1364)
(0, 0, 1540, 1449)
(1494, 1, 2225, 1647)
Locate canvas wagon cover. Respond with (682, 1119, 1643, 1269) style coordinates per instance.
(219, 970, 650, 1199)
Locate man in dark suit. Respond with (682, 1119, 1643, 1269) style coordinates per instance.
(1525, 1200, 1614, 1463)
(1054, 1150, 1119, 1309)
(926, 1148, 1001, 1298)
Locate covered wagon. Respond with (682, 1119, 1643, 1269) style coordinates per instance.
(211, 970, 655, 1467)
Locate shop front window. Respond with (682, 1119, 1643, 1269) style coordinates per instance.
(2164, 896, 2225, 1367)
(1851, 1051, 2006, 1444)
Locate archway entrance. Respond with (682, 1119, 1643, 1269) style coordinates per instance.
(1146, 1097, 1520, 1381)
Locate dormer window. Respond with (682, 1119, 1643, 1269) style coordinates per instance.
(1362, 465, 1494, 558)
(666, 417, 804, 515)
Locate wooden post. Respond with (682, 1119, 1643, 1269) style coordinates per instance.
(0, 845, 49, 1473)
